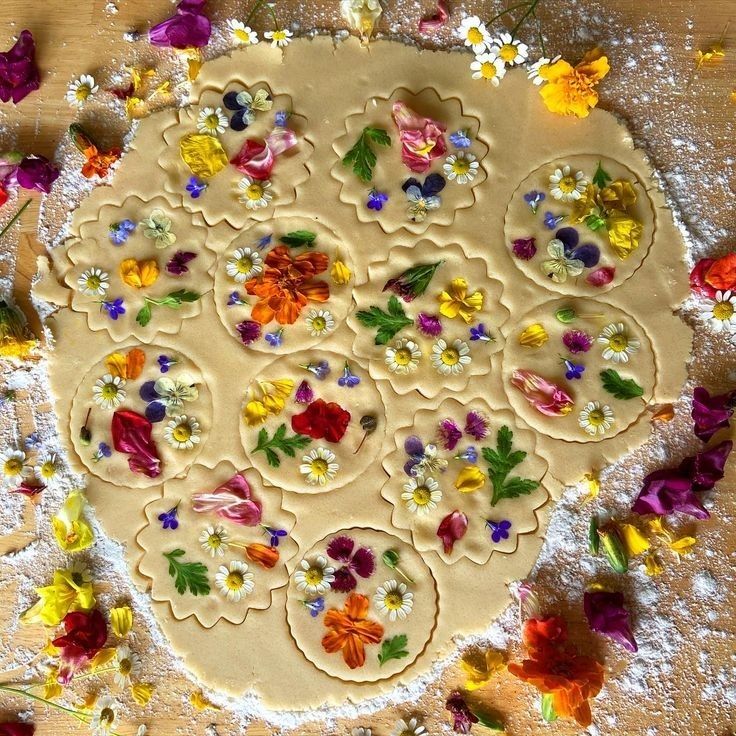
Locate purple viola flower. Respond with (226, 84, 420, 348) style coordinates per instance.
(555, 227, 600, 268)
(403, 173, 446, 198)
(185, 176, 207, 198)
(92, 441, 112, 463)
(469, 323, 492, 342)
(454, 446, 478, 463)
(265, 328, 283, 347)
(692, 386, 736, 442)
(465, 411, 489, 440)
(403, 434, 425, 476)
(486, 519, 512, 543)
(584, 590, 637, 652)
(302, 596, 325, 617)
(109, 219, 136, 245)
(158, 504, 180, 530)
(326, 535, 376, 592)
(223, 89, 261, 131)
(512, 237, 537, 261)
(367, 189, 389, 211)
(416, 312, 442, 337)
(449, 129, 471, 148)
(274, 110, 289, 128)
(149, 0, 211, 49)
(0, 30, 40, 104)
(337, 362, 360, 388)
(563, 358, 585, 380)
(16, 156, 59, 194)
(562, 329, 593, 354)
(236, 319, 261, 346)
(139, 380, 166, 422)
(261, 525, 287, 547)
(523, 189, 545, 214)
(295, 380, 314, 405)
(227, 291, 247, 306)
(300, 360, 330, 380)
(543, 211, 565, 229)
(166, 250, 197, 276)
(100, 298, 125, 320)
(157, 355, 177, 373)
(437, 418, 462, 451)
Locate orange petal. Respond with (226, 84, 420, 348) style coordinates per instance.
(125, 348, 146, 380)
(250, 300, 276, 325)
(344, 592, 370, 620)
(342, 633, 366, 669)
(300, 281, 330, 303)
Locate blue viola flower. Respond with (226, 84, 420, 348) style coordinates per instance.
(523, 190, 545, 214)
(563, 359, 585, 380)
(140, 381, 167, 422)
(274, 110, 289, 127)
(486, 519, 512, 543)
(256, 234, 273, 251)
(92, 441, 112, 463)
(367, 189, 388, 211)
(228, 291, 247, 307)
(449, 129, 472, 148)
(543, 211, 565, 230)
(185, 176, 207, 199)
(158, 504, 180, 530)
(300, 360, 330, 380)
(337, 362, 360, 388)
(157, 355, 178, 373)
(265, 328, 284, 347)
(454, 446, 478, 463)
(109, 219, 136, 245)
(100, 298, 126, 320)
(262, 525, 288, 546)
(469, 323, 492, 342)
(554, 227, 600, 268)
(302, 596, 325, 617)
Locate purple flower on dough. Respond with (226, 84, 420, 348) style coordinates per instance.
(185, 176, 207, 198)
(157, 355, 177, 373)
(555, 227, 600, 268)
(100, 298, 125, 320)
(109, 219, 136, 245)
(464, 410, 490, 440)
(562, 329, 593, 354)
(158, 504, 180, 530)
(469, 323, 492, 342)
(512, 237, 537, 261)
(449, 130, 472, 148)
(337, 362, 360, 388)
(236, 319, 261, 346)
(295, 380, 314, 404)
(437, 418, 462, 451)
(485, 519, 512, 543)
(265, 328, 283, 347)
(543, 211, 564, 229)
(416, 312, 442, 337)
(563, 359, 585, 380)
(523, 190, 545, 213)
(367, 189, 388, 211)
(166, 250, 197, 276)
(326, 535, 376, 593)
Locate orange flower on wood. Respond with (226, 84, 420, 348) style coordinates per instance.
(508, 615, 604, 727)
(81, 145, 121, 179)
(321, 592, 384, 669)
(245, 245, 329, 325)
(539, 48, 610, 118)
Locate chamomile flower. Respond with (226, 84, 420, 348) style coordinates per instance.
(305, 309, 335, 337)
(490, 33, 529, 65)
(391, 718, 427, 736)
(294, 555, 335, 594)
(89, 696, 120, 736)
(470, 53, 506, 86)
(164, 415, 201, 450)
(299, 447, 339, 486)
(113, 645, 141, 687)
(92, 374, 126, 409)
(34, 453, 61, 482)
(237, 177, 273, 210)
(431, 338, 472, 375)
(227, 19, 259, 45)
(197, 106, 228, 136)
(385, 338, 422, 374)
(265, 28, 293, 48)
(199, 525, 230, 557)
(77, 268, 110, 297)
(527, 55, 561, 85)
(373, 579, 414, 621)
(597, 323, 640, 363)
(1, 449, 26, 481)
(578, 401, 615, 436)
(66, 74, 99, 107)
(215, 560, 255, 602)
(443, 152, 479, 184)
(226, 247, 264, 283)
(549, 165, 588, 202)
(701, 290, 736, 333)
(401, 475, 442, 515)
(458, 16, 491, 53)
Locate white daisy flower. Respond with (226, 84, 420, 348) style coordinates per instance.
(527, 55, 561, 85)
(549, 165, 588, 202)
(113, 645, 141, 687)
(578, 401, 615, 436)
(1, 449, 26, 481)
(401, 475, 442, 515)
(66, 74, 99, 107)
(299, 447, 339, 486)
(140, 209, 176, 248)
(34, 452, 61, 482)
(374, 579, 414, 621)
(226, 247, 263, 283)
(443, 152, 479, 184)
(490, 32, 529, 65)
(237, 177, 273, 210)
(215, 560, 255, 602)
(470, 53, 506, 86)
(92, 374, 126, 409)
(305, 309, 335, 337)
(431, 338, 472, 375)
(89, 696, 120, 736)
(701, 290, 736, 333)
(197, 106, 228, 136)
(294, 554, 335, 594)
(164, 415, 201, 450)
(597, 323, 640, 363)
(199, 525, 229, 557)
(392, 718, 427, 736)
(385, 338, 422, 374)
(458, 16, 491, 53)
(227, 19, 259, 45)
(77, 267, 110, 297)
(264, 28, 293, 47)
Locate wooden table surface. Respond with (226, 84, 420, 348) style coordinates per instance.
(1, 1, 735, 735)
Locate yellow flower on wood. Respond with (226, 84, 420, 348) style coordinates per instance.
(21, 567, 95, 626)
(643, 553, 663, 577)
(438, 277, 484, 323)
(581, 471, 600, 504)
(618, 523, 650, 556)
(460, 649, 506, 691)
(119, 258, 160, 288)
(454, 464, 486, 493)
(51, 491, 94, 553)
(539, 48, 610, 118)
(110, 605, 134, 637)
(190, 690, 220, 711)
(131, 682, 156, 706)
(668, 535, 697, 559)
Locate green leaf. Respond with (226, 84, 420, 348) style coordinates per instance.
(469, 707, 505, 731)
(383, 261, 444, 300)
(482, 426, 540, 506)
(588, 515, 600, 555)
(342, 126, 391, 183)
(541, 693, 558, 722)
(592, 160, 612, 188)
(585, 212, 607, 231)
(378, 634, 409, 666)
(135, 302, 152, 327)
(163, 289, 200, 307)
(600, 369, 644, 400)
(280, 230, 317, 248)
(163, 549, 210, 596)
(252, 423, 311, 468)
(355, 295, 413, 345)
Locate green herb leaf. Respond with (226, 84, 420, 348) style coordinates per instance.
(163, 549, 210, 596)
(135, 302, 152, 327)
(592, 161, 612, 188)
(342, 126, 391, 183)
(600, 369, 644, 400)
(588, 515, 600, 555)
(383, 261, 444, 300)
(251, 423, 311, 468)
(585, 212, 607, 231)
(160, 289, 200, 308)
(469, 707, 505, 731)
(356, 295, 413, 345)
(280, 230, 317, 248)
(482, 426, 540, 506)
(378, 634, 409, 666)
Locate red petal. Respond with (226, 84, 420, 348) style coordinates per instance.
(111, 409, 161, 478)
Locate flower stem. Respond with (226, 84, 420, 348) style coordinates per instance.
(0, 199, 32, 240)
(485, 1, 531, 27)
(511, 0, 541, 38)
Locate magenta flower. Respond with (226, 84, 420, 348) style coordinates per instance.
(16, 156, 59, 194)
(437, 418, 461, 450)
(236, 319, 261, 346)
(692, 386, 735, 442)
(464, 410, 489, 440)
(586, 266, 615, 286)
(416, 312, 442, 336)
(166, 250, 197, 276)
(52, 609, 107, 684)
(0, 30, 40, 104)
(445, 690, 478, 734)
(562, 329, 593, 353)
(326, 535, 376, 592)
(584, 590, 637, 652)
(512, 237, 537, 261)
(111, 409, 161, 478)
(149, 0, 211, 49)
(510, 369, 574, 417)
(437, 510, 468, 555)
(295, 379, 314, 404)
(392, 100, 447, 173)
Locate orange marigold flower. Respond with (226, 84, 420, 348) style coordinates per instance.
(119, 258, 160, 288)
(245, 542, 279, 569)
(508, 615, 604, 727)
(539, 48, 610, 118)
(80, 145, 121, 179)
(245, 245, 329, 325)
(321, 592, 384, 669)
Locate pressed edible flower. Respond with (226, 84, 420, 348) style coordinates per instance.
(469, 323, 492, 342)
(89, 695, 119, 735)
(391, 718, 426, 736)
(105, 348, 145, 382)
(518, 323, 549, 347)
(164, 414, 201, 450)
(295, 380, 314, 404)
(438, 277, 483, 323)
(321, 592, 384, 669)
(226, 247, 264, 283)
(392, 101, 447, 173)
(510, 369, 574, 416)
(402, 475, 442, 514)
(113, 644, 141, 686)
(700, 290, 736, 332)
(445, 690, 478, 733)
(562, 329, 593, 353)
(367, 189, 388, 211)
(78, 267, 110, 297)
(470, 52, 506, 86)
(167, 250, 197, 276)
(295, 555, 336, 595)
(0, 30, 40, 104)
(583, 590, 637, 652)
(618, 522, 650, 556)
(598, 322, 640, 363)
(578, 401, 615, 436)
(454, 464, 486, 492)
(341, 0, 382, 43)
(264, 29, 293, 48)
(52, 608, 107, 684)
(130, 682, 155, 706)
(140, 209, 176, 248)
(540, 239, 584, 283)
(465, 410, 489, 440)
(186, 176, 207, 198)
(215, 560, 255, 602)
(149, 0, 211, 49)
(443, 152, 479, 184)
(179, 132, 228, 178)
(337, 361, 360, 388)
(305, 308, 335, 336)
(52, 491, 94, 553)
(1, 448, 26, 480)
(383, 261, 444, 302)
(237, 176, 273, 210)
(403, 174, 445, 222)
(385, 338, 422, 374)
(291, 398, 351, 442)
(21, 564, 95, 626)
(691, 386, 736, 441)
(199, 524, 229, 557)
(437, 510, 468, 554)
(16, 156, 59, 193)
(112, 409, 162, 477)
(227, 19, 258, 46)
(191, 473, 262, 526)
(549, 166, 588, 201)
(373, 579, 414, 621)
(431, 338, 472, 375)
(110, 605, 134, 637)
(331, 258, 352, 284)
(197, 106, 227, 136)
(416, 312, 442, 337)
(236, 319, 262, 345)
(539, 48, 610, 118)
(189, 690, 219, 711)
(461, 649, 506, 691)
(486, 518, 512, 542)
(326, 535, 376, 592)
(93, 374, 126, 409)
(120, 258, 160, 288)
(299, 446, 339, 485)
(245, 542, 279, 569)
(109, 219, 136, 245)
(437, 418, 462, 450)
(65, 74, 98, 107)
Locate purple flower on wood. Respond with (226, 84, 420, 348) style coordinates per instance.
(512, 237, 536, 261)
(166, 251, 197, 276)
(326, 535, 375, 592)
(149, 0, 211, 49)
(295, 380, 314, 404)
(16, 156, 59, 193)
(486, 518, 511, 543)
(692, 386, 736, 442)
(465, 411, 489, 440)
(158, 504, 180, 530)
(584, 590, 637, 652)
(0, 30, 40, 104)
(236, 319, 261, 346)
(562, 329, 593, 354)
(446, 691, 478, 734)
(100, 298, 125, 320)
(437, 418, 462, 451)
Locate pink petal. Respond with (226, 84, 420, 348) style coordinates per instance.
(350, 547, 376, 578)
(419, 0, 449, 33)
(265, 127, 298, 156)
(510, 369, 574, 417)
(191, 473, 262, 525)
(230, 138, 274, 180)
(586, 266, 615, 287)
(331, 567, 357, 592)
(437, 510, 468, 554)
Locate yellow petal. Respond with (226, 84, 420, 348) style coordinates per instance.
(52, 492, 94, 553)
(599, 179, 637, 211)
(618, 522, 651, 556)
(88, 647, 117, 670)
(190, 690, 220, 711)
(518, 323, 549, 348)
(269, 378, 295, 401)
(244, 400, 268, 426)
(138, 259, 160, 287)
(105, 352, 128, 379)
(110, 605, 134, 637)
(180, 133, 228, 179)
(669, 536, 697, 556)
(131, 682, 156, 706)
(454, 464, 486, 493)
(643, 553, 664, 577)
(607, 210, 643, 260)
(581, 471, 600, 504)
(646, 516, 668, 538)
(460, 649, 505, 691)
(330, 259, 351, 285)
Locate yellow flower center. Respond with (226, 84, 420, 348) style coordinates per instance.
(588, 409, 606, 427)
(119, 658, 132, 676)
(172, 424, 192, 442)
(412, 486, 432, 505)
(246, 183, 264, 200)
(499, 43, 517, 62)
(394, 348, 412, 366)
(713, 301, 734, 320)
(234, 28, 252, 43)
(205, 113, 220, 129)
(304, 567, 324, 585)
(558, 175, 578, 193)
(3, 459, 22, 476)
(40, 461, 56, 479)
(441, 347, 460, 366)
(101, 383, 119, 400)
(311, 316, 327, 331)
(480, 61, 497, 80)
(225, 571, 244, 590)
(86, 275, 101, 290)
(467, 27, 483, 45)
(310, 458, 328, 476)
(207, 534, 222, 549)
(100, 707, 115, 726)
(452, 158, 471, 174)
(608, 333, 629, 352)
(273, 30, 287, 41)
(236, 256, 253, 273)
(384, 592, 404, 610)
(75, 86, 91, 101)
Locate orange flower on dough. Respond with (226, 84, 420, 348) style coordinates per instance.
(119, 258, 160, 288)
(321, 592, 384, 669)
(245, 543, 279, 569)
(539, 48, 610, 118)
(245, 245, 330, 325)
(105, 347, 146, 380)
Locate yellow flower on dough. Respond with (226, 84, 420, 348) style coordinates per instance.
(244, 400, 269, 426)
(119, 258, 160, 288)
(460, 649, 506, 691)
(110, 605, 134, 637)
(599, 179, 637, 211)
(179, 133, 228, 178)
(131, 682, 156, 706)
(454, 464, 486, 493)
(51, 491, 94, 553)
(518, 323, 549, 348)
(607, 210, 643, 260)
(438, 278, 484, 323)
(618, 522, 650, 556)
(330, 258, 351, 285)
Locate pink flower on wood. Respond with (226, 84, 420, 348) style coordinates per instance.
(149, 0, 211, 49)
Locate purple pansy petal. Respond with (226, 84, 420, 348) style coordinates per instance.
(350, 547, 376, 578)
(422, 173, 446, 197)
(326, 535, 355, 562)
(404, 435, 424, 457)
(139, 380, 160, 403)
(584, 590, 638, 652)
(144, 401, 167, 423)
(16, 156, 59, 193)
(571, 243, 601, 268)
(555, 226, 579, 252)
(0, 30, 40, 104)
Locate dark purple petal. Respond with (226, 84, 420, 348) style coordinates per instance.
(416, 312, 443, 337)
(464, 411, 490, 440)
(692, 387, 735, 442)
(555, 226, 579, 252)
(350, 547, 375, 578)
(402, 177, 421, 193)
(139, 380, 160, 403)
(404, 458, 419, 476)
(223, 91, 241, 110)
(562, 329, 593, 354)
(632, 470, 708, 518)
(144, 401, 167, 423)
(0, 30, 40, 104)
(422, 173, 446, 196)
(687, 440, 732, 492)
(512, 237, 537, 261)
(404, 435, 424, 457)
(16, 156, 59, 193)
(149, 0, 211, 49)
(331, 567, 357, 593)
(326, 534, 355, 562)
(166, 250, 197, 276)
(584, 590, 637, 652)
(570, 243, 600, 268)
(437, 418, 462, 450)
(236, 319, 261, 346)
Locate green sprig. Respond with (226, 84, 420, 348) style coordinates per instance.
(355, 295, 413, 345)
(135, 289, 200, 327)
(481, 426, 540, 506)
(163, 549, 210, 596)
(252, 423, 311, 468)
(342, 126, 391, 183)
